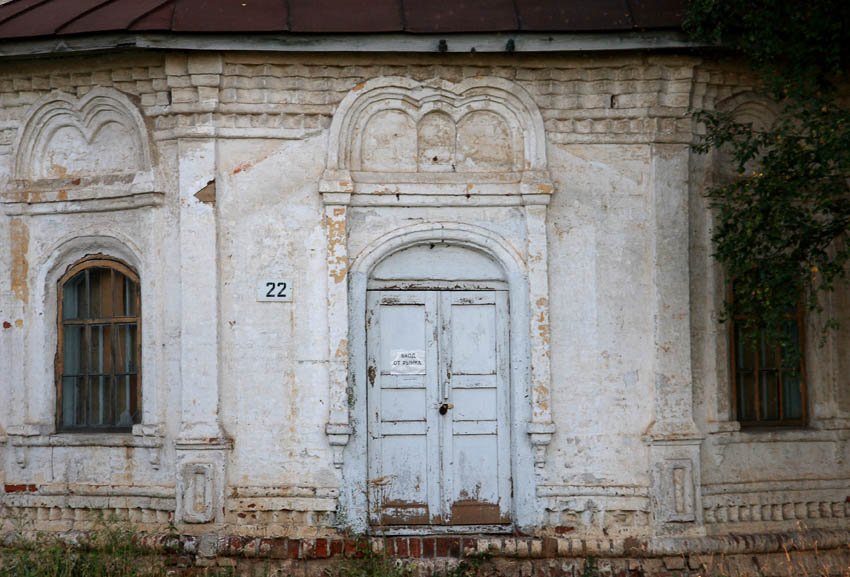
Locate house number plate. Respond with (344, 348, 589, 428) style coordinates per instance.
(257, 279, 292, 302)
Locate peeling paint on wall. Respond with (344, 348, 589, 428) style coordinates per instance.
(536, 297, 550, 346)
(10, 217, 29, 303)
(327, 207, 348, 284)
(194, 179, 216, 205)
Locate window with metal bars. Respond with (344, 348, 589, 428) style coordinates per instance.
(57, 255, 141, 432)
(729, 301, 806, 427)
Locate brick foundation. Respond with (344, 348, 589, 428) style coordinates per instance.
(125, 529, 850, 576)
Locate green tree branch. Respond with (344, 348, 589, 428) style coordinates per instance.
(686, 0, 850, 344)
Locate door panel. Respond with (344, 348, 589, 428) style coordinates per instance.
(450, 435, 502, 524)
(449, 302, 497, 374)
(367, 289, 510, 526)
(440, 291, 511, 525)
(367, 291, 439, 525)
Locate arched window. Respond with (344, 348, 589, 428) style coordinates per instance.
(57, 255, 140, 431)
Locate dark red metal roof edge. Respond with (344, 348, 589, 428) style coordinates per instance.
(0, 0, 686, 41)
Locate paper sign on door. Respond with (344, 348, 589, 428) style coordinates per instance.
(389, 349, 426, 374)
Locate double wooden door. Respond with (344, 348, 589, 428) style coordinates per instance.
(366, 290, 511, 526)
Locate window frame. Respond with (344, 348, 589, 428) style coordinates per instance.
(729, 294, 807, 427)
(56, 254, 142, 433)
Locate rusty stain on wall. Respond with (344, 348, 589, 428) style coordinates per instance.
(10, 218, 29, 304)
(334, 338, 348, 359)
(534, 383, 549, 411)
(232, 161, 252, 174)
(50, 163, 68, 177)
(232, 153, 270, 175)
(536, 297, 550, 345)
(372, 186, 400, 196)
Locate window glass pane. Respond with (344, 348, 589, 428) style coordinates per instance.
(62, 271, 87, 320)
(735, 325, 755, 370)
(129, 373, 139, 423)
(116, 275, 138, 317)
(62, 376, 81, 427)
(63, 325, 86, 375)
(759, 329, 777, 369)
(88, 375, 101, 426)
(783, 372, 803, 419)
(77, 377, 89, 426)
(116, 323, 137, 373)
(88, 324, 112, 375)
(117, 373, 139, 427)
(781, 320, 801, 369)
(89, 375, 115, 426)
(759, 371, 779, 421)
(737, 371, 756, 421)
(89, 268, 114, 318)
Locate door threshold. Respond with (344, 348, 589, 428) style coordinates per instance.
(368, 524, 514, 536)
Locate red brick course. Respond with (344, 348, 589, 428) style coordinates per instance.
(287, 539, 300, 559)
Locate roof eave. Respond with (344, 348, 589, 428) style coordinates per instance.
(0, 30, 706, 59)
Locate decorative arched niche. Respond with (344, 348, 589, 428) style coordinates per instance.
(319, 76, 553, 201)
(698, 92, 782, 430)
(321, 76, 555, 531)
(7, 233, 163, 472)
(5, 88, 158, 214)
(700, 92, 843, 438)
(713, 92, 780, 184)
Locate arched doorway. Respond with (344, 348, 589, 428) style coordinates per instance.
(365, 243, 511, 526)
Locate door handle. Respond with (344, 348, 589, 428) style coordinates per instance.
(439, 403, 453, 415)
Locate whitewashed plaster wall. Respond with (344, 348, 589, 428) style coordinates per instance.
(0, 51, 847, 539)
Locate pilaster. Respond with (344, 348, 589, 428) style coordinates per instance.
(175, 134, 230, 524)
(322, 185, 354, 468)
(646, 143, 704, 537)
(523, 194, 555, 468)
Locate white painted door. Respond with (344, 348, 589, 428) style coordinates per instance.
(366, 290, 510, 526)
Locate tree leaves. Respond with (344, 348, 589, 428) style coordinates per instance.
(686, 0, 850, 344)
